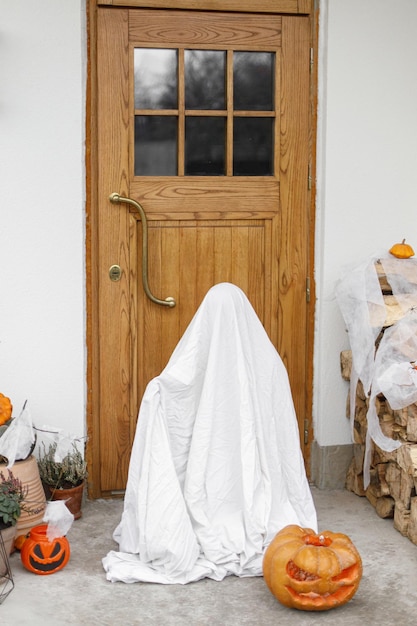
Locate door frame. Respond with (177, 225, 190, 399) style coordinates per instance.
(86, 0, 318, 498)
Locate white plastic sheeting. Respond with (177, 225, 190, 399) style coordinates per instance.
(0, 401, 35, 468)
(43, 500, 74, 541)
(336, 255, 417, 487)
(103, 283, 317, 584)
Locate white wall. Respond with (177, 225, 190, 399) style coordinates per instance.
(1, 0, 417, 466)
(315, 0, 417, 446)
(0, 1, 86, 436)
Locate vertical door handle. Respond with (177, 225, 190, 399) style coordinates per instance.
(109, 193, 176, 308)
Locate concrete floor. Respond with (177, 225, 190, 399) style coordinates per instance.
(1, 487, 417, 626)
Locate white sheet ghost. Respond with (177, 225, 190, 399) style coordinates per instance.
(103, 283, 317, 584)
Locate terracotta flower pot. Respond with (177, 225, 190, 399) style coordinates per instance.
(43, 481, 84, 520)
(0, 455, 46, 534)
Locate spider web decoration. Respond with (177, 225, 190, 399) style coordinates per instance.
(336, 253, 417, 487)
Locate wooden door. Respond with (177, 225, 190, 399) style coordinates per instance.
(89, 2, 314, 497)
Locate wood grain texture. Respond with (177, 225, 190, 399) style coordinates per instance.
(91, 5, 314, 494)
(129, 10, 282, 48)
(136, 219, 268, 402)
(277, 16, 310, 435)
(98, 0, 312, 15)
(97, 8, 133, 491)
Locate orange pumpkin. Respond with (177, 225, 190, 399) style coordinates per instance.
(0, 393, 13, 426)
(263, 525, 362, 611)
(20, 524, 70, 575)
(389, 239, 415, 259)
(14, 533, 29, 551)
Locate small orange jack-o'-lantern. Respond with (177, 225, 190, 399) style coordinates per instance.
(20, 524, 70, 575)
(263, 525, 362, 611)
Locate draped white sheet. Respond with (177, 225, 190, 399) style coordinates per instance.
(103, 283, 317, 584)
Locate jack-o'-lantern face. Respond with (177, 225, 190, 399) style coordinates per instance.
(20, 524, 70, 575)
(263, 525, 362, 611)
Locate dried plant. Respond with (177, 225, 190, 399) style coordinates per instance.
(37, 441, 87, 490)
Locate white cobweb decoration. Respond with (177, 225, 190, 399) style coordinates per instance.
(335, 254, 417, 487)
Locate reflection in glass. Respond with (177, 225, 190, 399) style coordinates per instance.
(135, 116, 177, 175)
(234, 52, 274, 111)
(134, 49, 177, 109)
(185, 117, 225, 175)
(185, 50, 226, 110)
(233, 118, 273, 175)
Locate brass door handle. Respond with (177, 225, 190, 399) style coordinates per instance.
(109, 193, 176, 308)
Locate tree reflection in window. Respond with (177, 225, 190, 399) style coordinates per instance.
(134, 49, 177, 109)
(234, 52, 274, 111)
(185, 50, 226, 110)
(134, 48, 275, 176)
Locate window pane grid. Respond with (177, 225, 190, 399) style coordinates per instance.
(134, 47, 276, 177)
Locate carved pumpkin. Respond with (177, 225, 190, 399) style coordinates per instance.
(20, 524, 70, 575)
(0, 393, 13, 426)
(263, 525, 362, 611)
(389, 239, 415, 259)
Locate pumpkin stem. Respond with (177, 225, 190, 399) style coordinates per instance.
(304, 533, 332, 547)
(402, 239, 406, 244)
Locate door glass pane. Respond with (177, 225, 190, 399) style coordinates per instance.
(185, 117, 225, 175)
(185, 50, 226, 110)
(234, 52, 274, 111)
(133, 48, 275, 176)
(233, 118, 273, 175)
(135, 116, 177, 175)
(134, 49, 178, 109)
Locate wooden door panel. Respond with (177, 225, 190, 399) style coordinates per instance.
(100, 0, 311, 14)
(93, 6, 312, 496)
(137, 218, 271, 394)
(97, 8, 131, 493)
(128, 10, 282, 48)
(276, 15, 310, 396)
(129, 178, 279, 215)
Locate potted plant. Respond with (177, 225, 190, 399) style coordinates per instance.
(37, 441, 87, 520)
(0, 470, 28, 555)
(0, 394, 46, 534)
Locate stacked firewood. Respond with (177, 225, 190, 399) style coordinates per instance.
(342, 349, 417, 545)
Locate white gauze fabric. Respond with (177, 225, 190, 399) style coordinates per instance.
(336, 255, 417, 487)
(103, 283, 317, 584)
